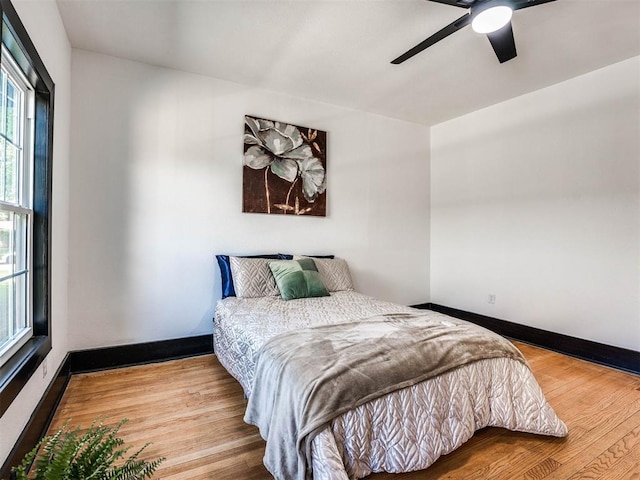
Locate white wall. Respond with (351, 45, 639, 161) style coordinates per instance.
(0, 0, 71, 466)
(67, 49, 430, 350)
(431, 56, 640, 351)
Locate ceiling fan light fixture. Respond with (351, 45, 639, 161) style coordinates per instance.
(471, 5, 513, 34)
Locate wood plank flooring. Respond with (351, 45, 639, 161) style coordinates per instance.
(48, 342, 640, 479)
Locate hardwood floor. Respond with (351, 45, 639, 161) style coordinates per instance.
(48, 342, 640, 479)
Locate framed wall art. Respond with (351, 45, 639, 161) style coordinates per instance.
(242, 115, 327, 217)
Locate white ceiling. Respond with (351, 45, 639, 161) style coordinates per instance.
(56, 0, 640, 126)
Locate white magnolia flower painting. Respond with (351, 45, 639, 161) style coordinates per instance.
(242, 115, 327, 217)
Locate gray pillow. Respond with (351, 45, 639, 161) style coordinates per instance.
(229, 257, 280, 298)
(294, 256, 354, 292)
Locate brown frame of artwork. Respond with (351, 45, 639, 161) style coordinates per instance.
(242, 115, 327, 216)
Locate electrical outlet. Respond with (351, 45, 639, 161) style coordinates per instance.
(42, 358, 48, 378)
(488, 294, 496, 304)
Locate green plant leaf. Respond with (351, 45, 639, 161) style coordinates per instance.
(11, 417, 164, 480)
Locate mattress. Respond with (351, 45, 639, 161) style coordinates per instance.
(213, 291, 567, 479)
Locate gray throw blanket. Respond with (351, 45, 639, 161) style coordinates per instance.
(244, 312, 527, 480)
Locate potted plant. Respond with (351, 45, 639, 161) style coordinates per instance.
(10, 418, 164, 480)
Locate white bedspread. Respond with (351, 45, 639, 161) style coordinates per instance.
(213, 292, 567, 479)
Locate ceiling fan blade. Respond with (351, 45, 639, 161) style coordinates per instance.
(512, 0, 556, 11)
(391, 13, 471, 64)
(486, 21, 517, 63)
(427, 0, 474, 9)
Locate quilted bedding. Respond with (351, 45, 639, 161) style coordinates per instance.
(213, 291, 567, 479)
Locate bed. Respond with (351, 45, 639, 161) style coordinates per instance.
(213, 255, 567, 480)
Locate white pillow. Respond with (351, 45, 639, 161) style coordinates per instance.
(293, 256, 354, 292)
(229, 257, 280, 298)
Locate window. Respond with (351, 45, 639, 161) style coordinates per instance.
(0, 0, 53, 417)
(0, 50, 33, 366)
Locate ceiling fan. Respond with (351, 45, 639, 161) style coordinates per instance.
(391, 0, 556, 64)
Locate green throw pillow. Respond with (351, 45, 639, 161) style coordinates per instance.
(268, 259, 330, 301)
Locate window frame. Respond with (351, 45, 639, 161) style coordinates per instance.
(0, 0, 53, 418)
(0, 48, 35, 365)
